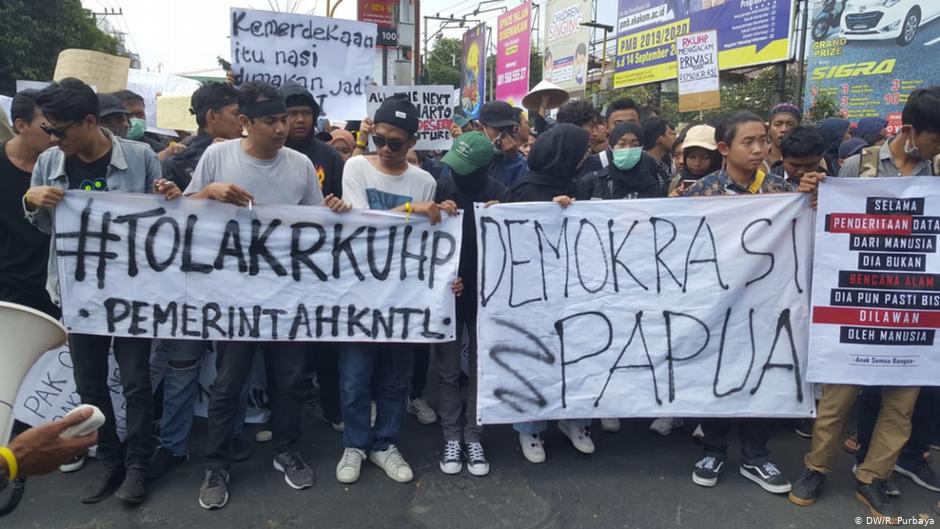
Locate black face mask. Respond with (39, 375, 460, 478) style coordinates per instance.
(453, 165, 489, 194)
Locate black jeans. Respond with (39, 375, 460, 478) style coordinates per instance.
(205, 341, 307, 470)
(308, 344, 341, 424)
(701, 418, 772, 465)
(69, 333, 153, 469)
(410, 344, 431, 399)
(857, 386, 940, 470)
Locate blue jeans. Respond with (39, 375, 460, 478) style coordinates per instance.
(513, 419, 590, 435)
(339, 344, 413, 451)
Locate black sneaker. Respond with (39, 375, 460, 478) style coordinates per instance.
(81, 464, 125, 504)
(740, 461, 791, 494)
(439, 440, 462, 475)
(692, 456, 725, 487)
(855, 480, 901, 521)
(199, 468, 230, 510)
(221, 436, 252, 462)
(894, 462, 940, 492)
(115, 467, 147, 504)
(273, 450, 314, 490)
(789, 467, 827, 506)
(793, 419, 814, 439)
(146, 446, 187, 480)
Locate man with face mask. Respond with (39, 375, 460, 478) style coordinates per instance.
(98, 94, 131, 139)
(280, 82, 345, 197)
(474, 101, 528, 188)
(112, 89, 186, 162)
(576, 122, 663, 200)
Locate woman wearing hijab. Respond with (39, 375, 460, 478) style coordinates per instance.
(853, 117, 888, 146)
(511, 123, 590, 202)
(508, 124, 598, 463)
(575, 122, 663, 200)
(816, 117, 851, 170)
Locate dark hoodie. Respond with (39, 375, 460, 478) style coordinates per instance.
(576, 122, 663, 200)
(817, 118, 851, 170)
(510, 124, 589, 202)
(280, 82, 345, 197)
(854, 117, 887, 146)
(436, 164, 510, 301)
(161, 132, 215, 189)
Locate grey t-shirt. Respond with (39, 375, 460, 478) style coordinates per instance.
(184, 139, 324, 205)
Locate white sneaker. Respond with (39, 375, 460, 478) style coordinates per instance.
(336, 448, 366, 484)
(369, 445, 413, 483)
(464, 442, 490, 477)
(519, 432, 546, 463)
(559, 420, 595, 454)
(440, 440, 462, 475)
(650, 417, 684, 436)
(407, 397, 438, 425)
(600, 418, 621, 433)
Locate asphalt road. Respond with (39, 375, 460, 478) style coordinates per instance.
(4, 388, 939, 529)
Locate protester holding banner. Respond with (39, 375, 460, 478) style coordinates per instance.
(23, 78, 180, 505)
(0, 90, 57, 318)
(681, 112, 794, 494)
(765, 103, 802, 170)
(281, 82, 345, 198)
(434, 131, 509, 476)
(792, 88, 940, 520)
(147, 81, 248, 483)
(183, 80, 352, 510)
(336, 93, 460, 486)
(508, 123, 597, 462)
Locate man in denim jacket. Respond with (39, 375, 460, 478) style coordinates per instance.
(23, 78, 179, 506)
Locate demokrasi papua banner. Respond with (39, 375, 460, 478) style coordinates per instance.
(54, 192, 462, 343)
(475, 194, 815, 424)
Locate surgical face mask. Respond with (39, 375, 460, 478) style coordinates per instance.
(904, 135, 922, 160)
(612, 147, 643, 170)
(127, 117, 147, 140)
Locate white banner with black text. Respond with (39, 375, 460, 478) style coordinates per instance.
(474, 194, 815, 423)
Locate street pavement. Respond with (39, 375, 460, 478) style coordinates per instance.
(4, 391, 939, 528)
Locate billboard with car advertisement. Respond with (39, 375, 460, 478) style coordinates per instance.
(804, 0, 940, 131)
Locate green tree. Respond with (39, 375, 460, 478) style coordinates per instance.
(422, 37, 462, 88)
(0, 0, 119, 94)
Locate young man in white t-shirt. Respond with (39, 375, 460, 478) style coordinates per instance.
(336, 94, 461, 485)
(186, 81, 350, 511)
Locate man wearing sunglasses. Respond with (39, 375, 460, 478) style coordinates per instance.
(476, 101, 528, 188)
(23, 77, 181, 506)
(338, 93, 460, 486)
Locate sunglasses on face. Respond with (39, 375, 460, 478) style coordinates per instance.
(372, 135, 406, 152)
(41, 121, 77, 139)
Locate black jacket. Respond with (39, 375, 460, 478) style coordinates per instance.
(576, 151, 663, 200)
(161, 132, 215, 189)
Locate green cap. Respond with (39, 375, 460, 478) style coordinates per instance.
(442, 131, 494, 176)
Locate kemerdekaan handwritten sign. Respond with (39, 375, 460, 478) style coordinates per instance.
(54, 192, 462, 342)
(230, 8, 376, 120)
(474, 194, 815, 423)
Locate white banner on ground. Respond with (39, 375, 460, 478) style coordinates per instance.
(366, 86, 455, 150)
(54, 192, 461, 342)
(809, 177, 940, 386)
(475, 195, 815, 423)
(229, 8, 376, 120)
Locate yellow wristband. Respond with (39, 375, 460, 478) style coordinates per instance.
(0, 446, 18, 480)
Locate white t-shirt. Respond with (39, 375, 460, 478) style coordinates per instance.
(184, 139, 323, 206)
(342, 155, 436, 210)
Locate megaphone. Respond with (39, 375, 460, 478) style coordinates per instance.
(0, 302, 68, 443)
(521, 80, 570, 112)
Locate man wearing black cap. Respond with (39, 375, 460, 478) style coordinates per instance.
(186, 81, 351, 511)
(281, 82, 345, 198)
(337, 93, 459, 486)
(469, 100, 528, 188)
(161, 82, 242, 190)
(98, 93, 131, 139)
